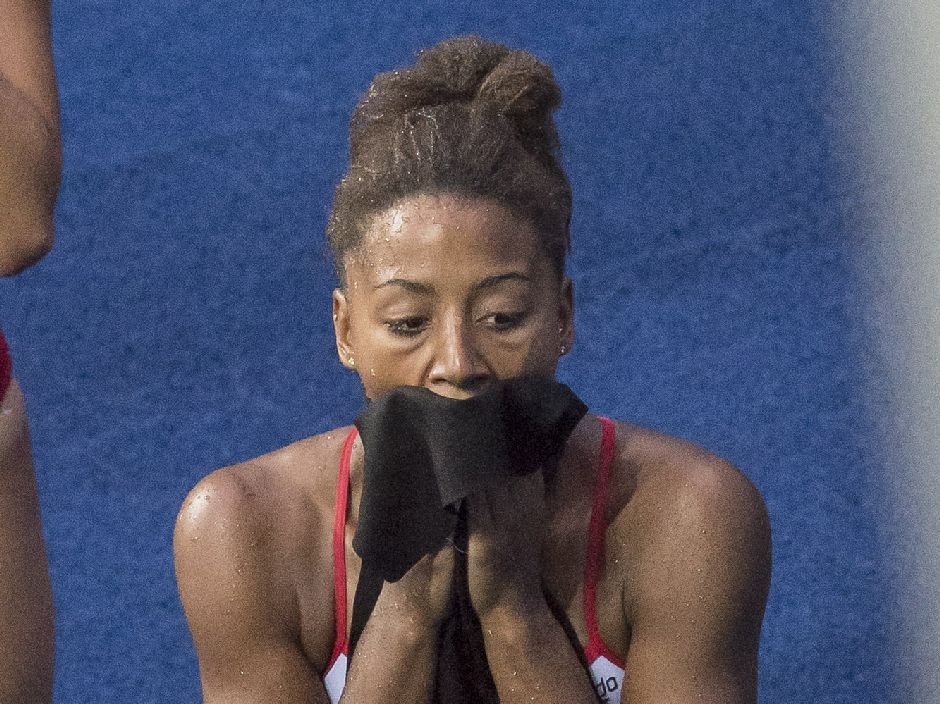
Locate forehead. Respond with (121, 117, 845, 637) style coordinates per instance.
(347, 194, 546, 280)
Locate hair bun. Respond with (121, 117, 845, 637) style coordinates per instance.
(328, 35, 572, 284)
(413, 35, 510, 103)
(352, 35, 561, 158)
(475, 49, 560, 123)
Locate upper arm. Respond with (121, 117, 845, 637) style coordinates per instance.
(0, 0, 58, 124)
(173, 467, 330, 704)
(0, 0, 61, 275)
(623, 457, 771, 703)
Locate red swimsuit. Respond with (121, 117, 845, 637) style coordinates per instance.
(0, 327, 12, 401)
(323, 416, 626, 703)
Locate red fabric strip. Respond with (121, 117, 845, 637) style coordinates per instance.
(0, 328, 11, 401)
(583, 416, 623, 667)
(328, 427, 357, 667)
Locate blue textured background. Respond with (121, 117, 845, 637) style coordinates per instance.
(0, 2, 898, 702)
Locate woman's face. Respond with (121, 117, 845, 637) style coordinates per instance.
(332, 193, 573, 400)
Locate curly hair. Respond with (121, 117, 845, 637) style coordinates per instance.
(326, 35, 572, 283)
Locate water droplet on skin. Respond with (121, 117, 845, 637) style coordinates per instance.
(390, 209, 405, 234)
(369, 368, 376, 377)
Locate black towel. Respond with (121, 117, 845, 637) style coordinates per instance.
(348, 377, 590, 702)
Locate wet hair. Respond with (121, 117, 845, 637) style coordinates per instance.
(326, 35, 572, 283)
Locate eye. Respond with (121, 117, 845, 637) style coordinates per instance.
(480, 311, 528, 331)
(385, 316, 429, 337)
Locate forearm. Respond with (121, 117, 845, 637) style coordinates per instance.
(480, 597, 598, 704)
(0, 386, 53, 704)
(340, 606, 439, 704)
(0, 76, 60, 276)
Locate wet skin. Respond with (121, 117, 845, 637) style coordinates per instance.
(175, 193, 772, 704)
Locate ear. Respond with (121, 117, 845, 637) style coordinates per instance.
(559, 277, 574, 354)
(332, 288, 356, 370)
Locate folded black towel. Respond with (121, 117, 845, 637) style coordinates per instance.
(348, 377, 589, 702)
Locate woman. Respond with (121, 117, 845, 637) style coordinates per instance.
(175, 36, 771, 703)
(0, 0, 61, 701)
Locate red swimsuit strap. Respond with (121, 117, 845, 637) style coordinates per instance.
(328, 426, 358, 667)
(0, 328, 11, 401)
(583, 416, 623, 667)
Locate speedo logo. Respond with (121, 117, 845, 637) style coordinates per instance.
(594, 674, 620, 701)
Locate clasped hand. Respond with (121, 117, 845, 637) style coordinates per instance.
(378, 471, 548, 626)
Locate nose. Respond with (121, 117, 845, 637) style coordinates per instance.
(427, 312, 489, 397)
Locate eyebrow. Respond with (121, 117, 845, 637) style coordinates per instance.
(373, 278, 435, 294)
(373, 272, 531, 293)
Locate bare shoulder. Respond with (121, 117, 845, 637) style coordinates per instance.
(175, 426, 354, 546)
(608, 421, 771, 627)
(173, 427, 355, 673)
(611, 420, 768, 537)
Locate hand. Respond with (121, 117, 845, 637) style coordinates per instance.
(465, 471, 547, 618)
(373, 543, 456, 628)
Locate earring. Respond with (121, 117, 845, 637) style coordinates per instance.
(348, 356, 355, 366)
(560, 345, 567, 355)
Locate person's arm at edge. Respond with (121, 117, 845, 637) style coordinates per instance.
(621, 453, 772, 703)
(0, 0, 61, 276)
(0, 382, 54, 704)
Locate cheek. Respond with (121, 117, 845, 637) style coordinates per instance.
(484, 320, 561, 375)
(517, 336, 561, 374)
(523, 313, 566, 370)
